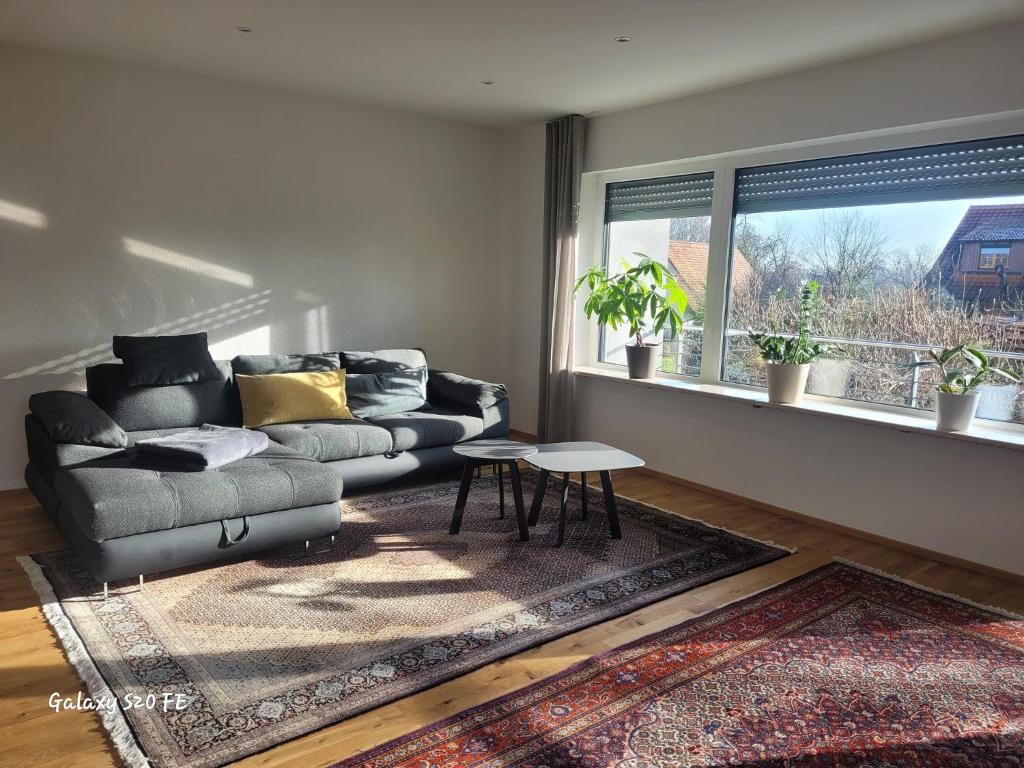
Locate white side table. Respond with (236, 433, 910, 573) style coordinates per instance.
(524, 441, 645, 546)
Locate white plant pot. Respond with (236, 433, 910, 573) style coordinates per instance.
(807, 358, 852, 398)
(977, 383, 1017, 422)
(935, 390, 980, 432)
(766, 363, 810, 405)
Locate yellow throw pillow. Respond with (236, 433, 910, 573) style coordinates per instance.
(235, 370, 352, 428)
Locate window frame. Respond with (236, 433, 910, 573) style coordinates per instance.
(576, 112, 1024, 429)
(577, 157, 729, 386)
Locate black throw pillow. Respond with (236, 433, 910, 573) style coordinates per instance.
(112, 332, 221, 387)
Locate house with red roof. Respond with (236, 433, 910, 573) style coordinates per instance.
(664, 241, 753, 298)
(928, 204, 1024, 310)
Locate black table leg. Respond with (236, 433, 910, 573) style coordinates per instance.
(497, 462, 505, 519)
(599, 470, 622, 540)
(528, 469, 549, 526)
(449, 460, 476, 535)
(557, 472, 569, 547)
(580, 472, 588, 520)
(507, 462, 529, 541)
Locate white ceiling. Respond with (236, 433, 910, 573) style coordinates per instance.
(1, 0, 1022, 125)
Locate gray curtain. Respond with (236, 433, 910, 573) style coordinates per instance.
(537, 115, 586, 442)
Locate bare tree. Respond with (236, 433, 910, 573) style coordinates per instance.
(733, 215, 802, 302)
(883, 243, 938, 291)
(804, 210, 890, 298)
(670, 216, 711, 243)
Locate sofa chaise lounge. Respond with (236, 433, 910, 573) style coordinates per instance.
(25, 348, 509, 589)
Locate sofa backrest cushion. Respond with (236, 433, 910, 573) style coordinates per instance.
(112, 332, 221, 387)
(346, 367, 428, 418)
(340, 348, 427, 374)
(231, 353, 340, 376)
(87, 361, 242, 431)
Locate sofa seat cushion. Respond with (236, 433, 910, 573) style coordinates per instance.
(255, 420, 393, 462)
(366, 407, 490, 452)
(54, 443, 342, 542)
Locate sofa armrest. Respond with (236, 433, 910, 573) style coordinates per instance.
(427, 370, 508, 415)
(29, 390, 128, 448)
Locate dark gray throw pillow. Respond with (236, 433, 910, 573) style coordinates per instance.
(428, 370, 508, 412)
(112, 332, 220, 387)
(29, 390, 129, 447)
(340, 348, 428, 374)
(231, 353, 340, 376)
(346, 366, 428, 418)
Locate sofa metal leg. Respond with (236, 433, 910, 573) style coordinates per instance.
(103, 582, 108, 600)
(304, 540, 311, 557)
(139, 574, 144, 592)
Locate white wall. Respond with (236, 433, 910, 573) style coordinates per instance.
(0, 44, 512, 489)
(576, 378, 1024, 576)
(508, 21, 1024, 575)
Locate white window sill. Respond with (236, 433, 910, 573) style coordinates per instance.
(574, 365, 1024, 454)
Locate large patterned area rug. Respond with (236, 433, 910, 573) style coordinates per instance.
(22, 471, 786, 768)
(335, 561, 1024, 768)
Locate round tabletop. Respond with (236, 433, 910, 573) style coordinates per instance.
(452, 439, 539, 461)
(523, 441, 645, 473)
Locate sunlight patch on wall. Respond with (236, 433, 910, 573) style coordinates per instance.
(0, 199, 47, 228)
(208, 325, 272, 359)
(3, 290, 272, 378)
(305, 305, 330, 351)
(123, 237, 254, 287)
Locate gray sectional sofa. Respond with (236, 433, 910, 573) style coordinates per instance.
(25, 348, 509, 589)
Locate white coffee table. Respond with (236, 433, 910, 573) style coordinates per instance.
(450, 439, 538, 541)
(524, 441, 645, 546)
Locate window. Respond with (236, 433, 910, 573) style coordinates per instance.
(600, 172, 713, 377)
(978, 243, 1011, 270)
(723, 134, 1024, 424)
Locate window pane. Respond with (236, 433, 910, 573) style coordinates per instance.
(724, 195, 1024, 424)
(600, 215, 710, 377)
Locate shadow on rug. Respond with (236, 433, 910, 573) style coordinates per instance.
(21, 470, 788, 768)
(333, 561, 1024, 768)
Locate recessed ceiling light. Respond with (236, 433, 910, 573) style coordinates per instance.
(236, 25, 252, 33)
(614, 36, 631, 43)
(480, 80, 495, 86)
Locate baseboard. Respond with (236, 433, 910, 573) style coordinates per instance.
(635, 466, 1024, 587)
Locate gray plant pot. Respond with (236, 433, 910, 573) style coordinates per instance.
(625, 344, 661, 379)
(935, 390, 980, 432)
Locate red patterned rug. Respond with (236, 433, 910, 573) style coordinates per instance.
(334, 562, 1024, 768)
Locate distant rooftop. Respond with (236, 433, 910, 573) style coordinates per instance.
(960, 220, 1024, 242)
(666, 241, 752, 297)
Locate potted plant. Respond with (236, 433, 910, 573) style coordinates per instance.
(907, 344, 1021, 431)
(575, 254, 687, 379)
(748, 281, 834, 404)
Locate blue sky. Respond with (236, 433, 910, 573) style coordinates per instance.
(751, 193, 1024, 256)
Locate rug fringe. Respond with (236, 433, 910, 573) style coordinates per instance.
(834, 557, 1024, 620)
(16, 556, 151, 768)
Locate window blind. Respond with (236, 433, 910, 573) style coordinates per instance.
(605, 172, 714, 222)
(734, 134, 1024, 213)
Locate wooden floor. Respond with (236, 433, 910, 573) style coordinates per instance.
(1, 470, 1022, 768)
